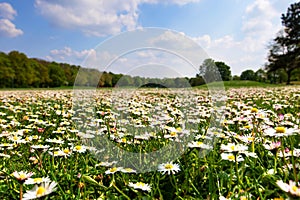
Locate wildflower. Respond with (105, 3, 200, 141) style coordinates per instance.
(128, 182, 151, 192)
(158, 162, 180, 175)
(264, 127, 296, 137)
(263, 141, 281, 151)
(187, 141, 212, 149)
(220, 143, 248, 152)
(12, 171, 34, 182)
(276, 180, 300, 197)
(221, 153, 244, 162)
(120, 168, 137, 173)
(23, 181, 57, 200)
(45, 138, 64, 144)
(95, 161, 117, 167)
(24, 177, 51, 185)
(31, 144, 50, 150)
(73, 145, 87, 153)
(105, 167, 122, 174)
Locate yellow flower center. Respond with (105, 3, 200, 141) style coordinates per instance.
(244, 125, 251, 129)
(291, 185, 298, 192)
(75, 146, 82, 150)
(170, 132, 177, 137)
(33, 178, 43, 183)
(124, 168, 133, 172)
(13, 136, 18, 140)
(247, 137, 254, 141)
(251, 107, 258, 113)
(227, 155, 235, 160)
(197, 142, 203, 146)
(54, 151, 59, 155)
(230, 145, 235, 150)
(36, 186, 46, 196)
(19, 174, 26, 179)
(164, 164, 174, 169)
(121, 138, 127, 143)
(25, 137, 30, 141)
(110, 167, 118, 172)
(63, 149, 70, 154)
(275, 127, 286, 133)
(136, 182, 145, 187)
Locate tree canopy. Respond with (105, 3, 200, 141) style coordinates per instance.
(266, 2, 300, 85)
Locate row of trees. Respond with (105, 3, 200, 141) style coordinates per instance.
(0, 51, 195, 88)
(265, 2, 300, 85)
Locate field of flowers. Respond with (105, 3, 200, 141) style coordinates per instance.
(0, 87, 299, 200)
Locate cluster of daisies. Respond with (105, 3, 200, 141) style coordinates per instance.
(0, 87, 299, 199)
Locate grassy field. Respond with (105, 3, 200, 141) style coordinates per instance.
(0, 86, 299, 199)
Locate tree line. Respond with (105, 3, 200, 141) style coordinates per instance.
(0, 2, 299, 88)
(0, 49, 299, 88)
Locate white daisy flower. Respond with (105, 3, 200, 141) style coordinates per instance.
(158, 162, 180, 175)
(23, 181, 57, 200)
(105, 167, 122, 174)
(12, 171, 34, 182)
(128, 182, 151, 192)
(221, 153, 244, 162)
(24, 177, 51, 185)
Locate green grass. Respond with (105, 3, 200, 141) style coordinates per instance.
(196, 80, 277, 90)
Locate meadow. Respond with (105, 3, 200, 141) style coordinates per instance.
(0, 86, 299, 200)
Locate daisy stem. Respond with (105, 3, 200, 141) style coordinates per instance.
(229, 162, 233, 192)
(235, 155, 240, 188)
(156, 174, 163, 199)
(20, 184, 23, 200)
(112, 183, 130, 200)
(289, 137, 298, 184)
(280, 138, 288, 181)
(274, 149, 278, 173)
(171, 174, 179, 196)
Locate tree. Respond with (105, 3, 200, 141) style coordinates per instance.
(215, 61, 232, 81)
(48, 62, 67, 87)
(266, 2, 300, 85)
(240, 69, 256, 81)
(199, 58, 225, 83)
(255, 69, 267, 82)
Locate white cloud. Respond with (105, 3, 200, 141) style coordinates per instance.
(34, 0, 200, 37)
(0, 2, 17, 20)
(46, 47, 96, 65)
(191, 0, 288, 76)
(0, 3, 23, 38)
(0, 19, 23, 37)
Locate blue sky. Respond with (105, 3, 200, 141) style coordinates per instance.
(0, 0, 296, 76)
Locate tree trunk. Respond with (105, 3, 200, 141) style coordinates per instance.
(286, 70, 292, 85)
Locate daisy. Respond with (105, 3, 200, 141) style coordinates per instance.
(31, 144, 50, 150)
(263, 141, 281, 150)
(128, 182, 151, 192)
(221, 153, 244, 162)
(12, 171, 34, 182)
(264, 127, 297, 137)
(120, 168, 137, 173)
(23, 181, 57, 200)
(72, 145, 87, 153)
(276, 180, 300, 197)
(220, 143, 248, 152)
(105, 167, 122, 174)
(24, 177, 51, 185)
(187, 141, 212, 149)
(95, 161, 117, 167)
(158, 162, 180, 175)
(45, 138, 64, 144)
